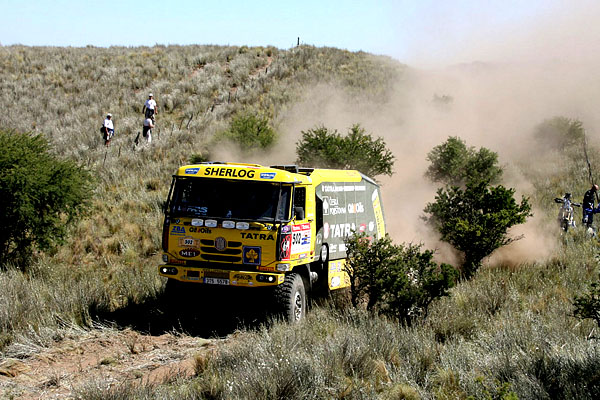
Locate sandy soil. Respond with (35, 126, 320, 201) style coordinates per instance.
(0, 328, 216, 399)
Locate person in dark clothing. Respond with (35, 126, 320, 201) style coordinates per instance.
(582, 184, 599, 228)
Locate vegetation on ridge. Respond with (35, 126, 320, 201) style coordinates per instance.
(0, 43, 599, 399)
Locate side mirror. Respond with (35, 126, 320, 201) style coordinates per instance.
(294, 207, 305, 220)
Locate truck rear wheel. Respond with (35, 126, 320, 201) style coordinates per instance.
(274, 273, 306, 322)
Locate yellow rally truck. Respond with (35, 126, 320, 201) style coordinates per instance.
(159, 162, 385, 321)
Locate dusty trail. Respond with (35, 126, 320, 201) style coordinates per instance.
(0, 327, 216, 399)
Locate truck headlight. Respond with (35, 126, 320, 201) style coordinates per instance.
(257, 274, 277, 283)
(276, 263, 291, 272)
(160, 266, 178, 275)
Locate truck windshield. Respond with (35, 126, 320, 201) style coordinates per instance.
(169, 177, 291, 222)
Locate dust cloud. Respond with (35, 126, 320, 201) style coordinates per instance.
(253, 3, 600, 267)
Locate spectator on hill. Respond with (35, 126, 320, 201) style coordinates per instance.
(582, 184, 599, 228)
(142, 93, 158, 122)
(143, 117, 154, 144)
(102, 113, 115, 146)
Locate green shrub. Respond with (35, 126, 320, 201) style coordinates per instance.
(296, 124, 394, 179)
(424, 181, 532, 279)
(0, 130, 92, 268)
(426, 136, 502, 187)
(573, 276, 600, 329)
(534, 116, 585, 152)
(218, 111, 277, 152)
(344, 233, 457, 324)
(189, 152, 210, 164)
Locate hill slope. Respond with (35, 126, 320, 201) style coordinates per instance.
(1, 44, 600, 399)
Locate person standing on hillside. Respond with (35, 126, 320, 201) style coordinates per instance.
(142, 117, 154, 144)
(582, 184, 598, 228)
(142, 93, 158, 122)
(102, 113, 115, 146)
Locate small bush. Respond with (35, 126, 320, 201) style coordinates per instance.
(189, 152, 210, 164)
(534, 116, 585, 152)
(573, 276, 600, 329)
(0, 129, 93, 268)
(217, 111, 277, 152)
(344, 233, 458, 324)
(426, 136, 502, 187)
(424, 181, 532, 279)
(296, 124, 394, 179)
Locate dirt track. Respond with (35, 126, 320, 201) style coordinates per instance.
(0, 327, 216, 399)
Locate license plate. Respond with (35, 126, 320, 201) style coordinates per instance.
(204, 277, 229, 285)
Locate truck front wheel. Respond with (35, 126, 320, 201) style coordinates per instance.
(275, 273, 306, 322)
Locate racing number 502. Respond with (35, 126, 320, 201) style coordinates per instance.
(292, 232, 301, 245)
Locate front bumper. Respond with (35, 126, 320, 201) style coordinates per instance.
(158, 265, 285, 287)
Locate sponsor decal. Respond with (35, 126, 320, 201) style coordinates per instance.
(331, 276, 341, 288)
(299, 253, 307, 259)
(281, 225, 291, 233)
(179, 248, 200, 258)
(240, 232, 275, 240)
(243, 246, 261, 265)
(260, 172, 276, 179)
(185, 168, 199, 174)
(179, 236, 199, 248)
(186, 206, 208, 215)
(368, 221, 375, 232)
(214, 237, 227, 251)
(233, 273, 253, 281)
(348, 202, 365, 214)
(322, 184, 365, 193)
(322, 185, 345, 193)
(170, 226, 185, 235)
(291, 223, 311, 254)
(327, 223, 356, 239)
(280, 234, 292, 260)
(323, 196, 346, 216)
(329, 260, 342, 273)
(203, 167, 256, 179)
(359, 223, 367, 233)
(189, 227, 212, 234)
(258, 265, 274, 271)
(329, 244, 337, 253)
(372, 190, 385, 239)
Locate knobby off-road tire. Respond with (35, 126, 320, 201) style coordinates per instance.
(274, 273, 306, 322)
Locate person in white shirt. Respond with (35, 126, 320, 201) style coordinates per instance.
(142, 93, 158, 121)
(102, 113, 115, 146)
(142, 117, 154, 144)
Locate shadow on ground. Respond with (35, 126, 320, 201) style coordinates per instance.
(91, 285, 275, 338)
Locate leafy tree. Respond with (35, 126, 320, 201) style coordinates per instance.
(218, 112, 276, 152)
(423, 181, 531, 280)
(573, 277, 600, 330)
(344, 233, 457, 325)
(534, 116, 585, 151)
(296, 124, 394, 178)
(425, 136, 502, 187)
(0, 130, 92, 268)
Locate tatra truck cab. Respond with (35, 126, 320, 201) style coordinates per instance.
(159, 163, 386, 321)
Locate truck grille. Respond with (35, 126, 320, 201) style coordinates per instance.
(197, 239, 243, 262)
(200, 240, 242, 247)
(200, 247, 241, 255)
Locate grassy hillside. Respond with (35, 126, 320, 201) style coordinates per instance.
(1, 44, 600, 399)
(0, 44, 401, 345)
